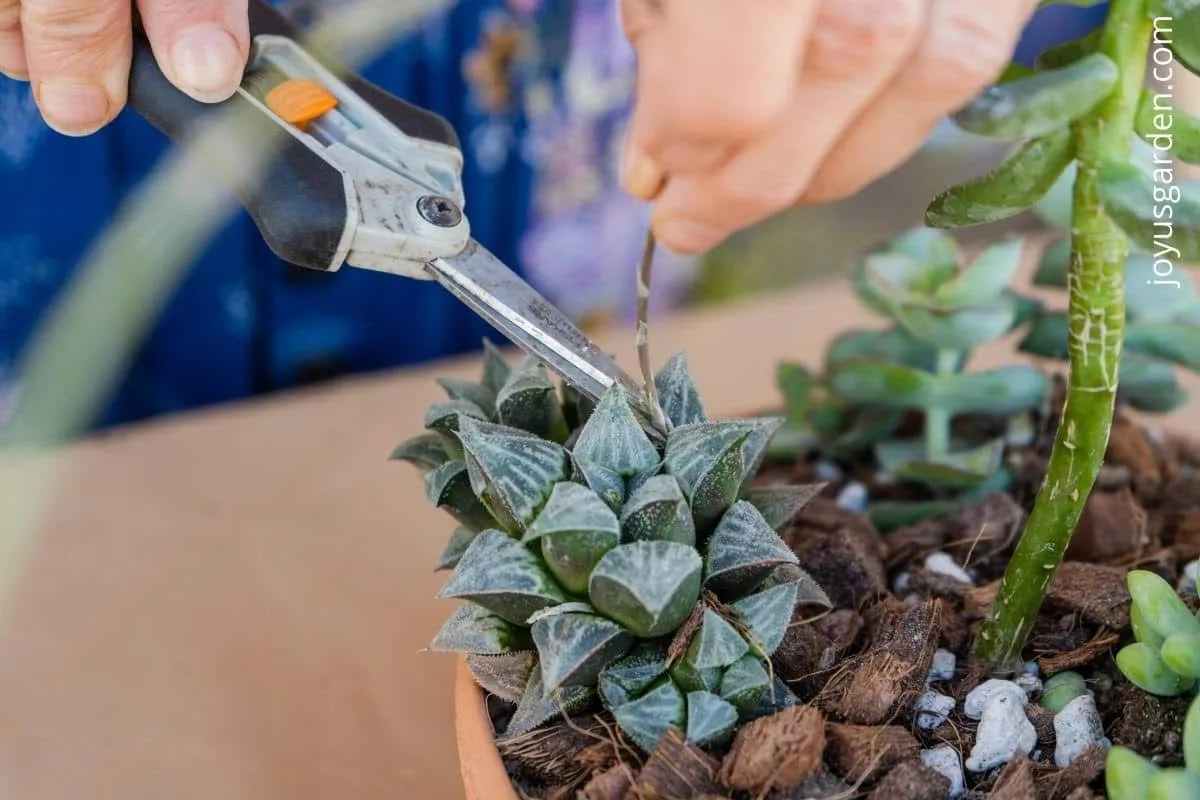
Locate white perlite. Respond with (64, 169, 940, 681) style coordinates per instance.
(921, 745, 965, 798)
(892, 572, 911, 593)
(964, 679, 1026, 720)
(1180, 560, 1199, 595)
(1014, 673, 1043, 697)
(815, 460, 843, 482)
(965, 687, 1037, 772)
(1054, 693, 1111, 767)
(924, 552, 973, 585)
(835, 481, 868, 514)
(928, 648, 957, 684)
(915, 689, 956, 730)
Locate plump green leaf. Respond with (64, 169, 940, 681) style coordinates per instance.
(1033, 237, 1071, 287)
(1162, 633, 1200, 679)
(1041, 671, 1089, 714)
(390, 432, 452, 472)
(523, 481, 621, 594)
(437, 378, 496, 418)
(704, 501, 799, 598)
(619, 474, 696, 546)
(830, 361, 1049, 417)
(425, 460, 497, 531)
(896, 299, 1016, 352)
(1128, 570, 1200, 639)
(1126, 323, 1200, 371)
(588, 541, 703, 638)
(1019, 310, 1069, 360)
(951, 53, 1119, 139)
(1119, 355, 1191, 413)
(884, 228, 960, 267)
(877, 438, 1005, 490)
(1106, 745, 1160, 800)
(670, 657, 724, 693)
(935, 238, 1026, 307)
(1132, 599, 1168, 650)
(686, 691, 739, 748)
(530, 607, 635, 691)
(611, 678, 686, 753)
(495, 357, 569, 442)
(688, 609, 751, 670)
(1185, 693, 1200, 772)
(598, 642, 669, 708)
(572, 387, 661, 481)
(1097, 159, 1200, 261)
(1137, 88, 1200, 166)
(425, 398, 488, 443)
(655, 353, 706, 428)
(743, 483, 823, 533)
(719, 654, 770, 715)
(1151, 2, 1200, 77)
(664, 421, 755, 529)
(459, 418, 570, 532)
(1035, 27, 1100, 69)
(730, 582, 799, 657)
(437, 530, 568, 624)
(570, 456, 626, 510)
(825, 327, 942, 373)
(465, 652, 536, 703)
(1147, 767, 1200, 800)
(435, 526, 481, 571)
(429, 602, 534, 654)
(926, 129, 1075, 228)
(1116, 642, 1196, 696)
(502, 662, 595, 739)
(849, 254, 914, 315)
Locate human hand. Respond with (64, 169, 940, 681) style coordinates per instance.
(620, 0, 1041, 254)
(0, 0, 249, 135)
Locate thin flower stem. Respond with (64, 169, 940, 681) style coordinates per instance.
(636, 229, 669, 431)
(976, 0, 1150, 670)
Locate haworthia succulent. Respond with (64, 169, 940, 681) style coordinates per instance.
(686, 691, 739, 748)
(719, 654, 771, 715)
(703, 501, 799, 598)
(655, 353, 707, 428)
(664, 421, 754, 529)
(530, 606, 635, 691)
(572, 387, 661, 479)
(598, 642, 669, 709)
(429, 602, 534, 654)
(434, 527, 480, 572)
(389, 432, 451, 472)
(464, 651, 536, 703)
(523, 481, 621, 593)
(495, 357, 569, 442)
(610, 678, 686, 753)
(588, 541, 703, 638)
(743, 483, 824, 532)
(502, 662, 595, 739)
(619, 474, 696, 545)
(436, 530, 568, 624)
(424, 460, 496, 532)
(730, 581, 799, 656)
(458, 418, 570, 532)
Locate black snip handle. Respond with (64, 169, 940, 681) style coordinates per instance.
(127, 0, 459, 271)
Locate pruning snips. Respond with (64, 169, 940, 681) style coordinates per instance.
(127, 0, 664, 438)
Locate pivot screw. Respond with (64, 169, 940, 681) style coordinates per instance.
(417, 195, 462, 228)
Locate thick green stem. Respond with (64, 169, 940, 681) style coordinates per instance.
(975, 0, 1150, 670)
(925, 349, 959, 460)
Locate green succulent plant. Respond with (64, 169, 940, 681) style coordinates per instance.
(773, 227, 1047, 529)
(1116, 570, 1200, 696)
(1107, 693, 1200, 799)
(393, 342, 827, 752)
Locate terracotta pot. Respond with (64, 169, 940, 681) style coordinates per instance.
(455, 656, 521, 800)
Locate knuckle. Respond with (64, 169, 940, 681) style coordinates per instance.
(22, 1, 124, 47)
(918, 8, 1013, 96)
(0, 4, 19, 37)
(810, 0, 924, 72)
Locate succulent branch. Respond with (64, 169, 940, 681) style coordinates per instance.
(636, 229, 669, 433)
(395, 342, 828, 752)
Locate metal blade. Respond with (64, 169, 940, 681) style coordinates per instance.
(426, 239, 667, 441)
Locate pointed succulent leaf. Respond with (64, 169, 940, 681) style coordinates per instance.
(664, 421, 755, 530)
(435, 527, 481, 571)
(737, 416, 785, 494)
(719, 654, 770, 715)
(619, 474, 696, 545)
(429, 602, 534, 654)
(610, 678, 686, 753)
(744, 484, 823, 532)
(1116, 642, 1196, 696)
(425, 398, 488, 440)
(424, 460, 497, 531)
(571, 456, 626, 510)
(1128, 570, 1200, 639)
(437, 530, 568, 624)
(746, 675, 801, 720)
(654, 353, 706, 427)
(1132, 598, 1167, 649)
(1161, 633, 1200, 680)
(588, 541, 703, 638)
(502, 662, 596, 739)
(572, 386, 660, 479)
(686, 691, 739, 748)
(437, 378, 496, 417)
(481, 339, 511, 395)
(390, 432, 452, 472)
(598, 642, 669, 708)
(687, 610, 750, 670)
(896, 299, 1017, 352)
(704, 501, 799, 598)
(459, 418, 569, 532)
(757, 563, 832, 609)
(730, 581, 799, 657)
(495, 357, 569, 442)
(532, 609, 636, 691)
(933, 238, 1025, 307)
(465, 652, 536, 703)
(670, 658, 724, 693)
(1106, 745, 1160, 800)
(523, 481, 621, 594)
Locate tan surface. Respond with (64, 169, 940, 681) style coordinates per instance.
(0, 244, 1196, 800)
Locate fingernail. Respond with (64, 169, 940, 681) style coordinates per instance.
(36, 82, 109, 135)
(655, 218, 720, 254)
(170, 24, 242, 99)
(621, 148, 665, 200)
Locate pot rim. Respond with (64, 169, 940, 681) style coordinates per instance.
(454, 655, 520, 800)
